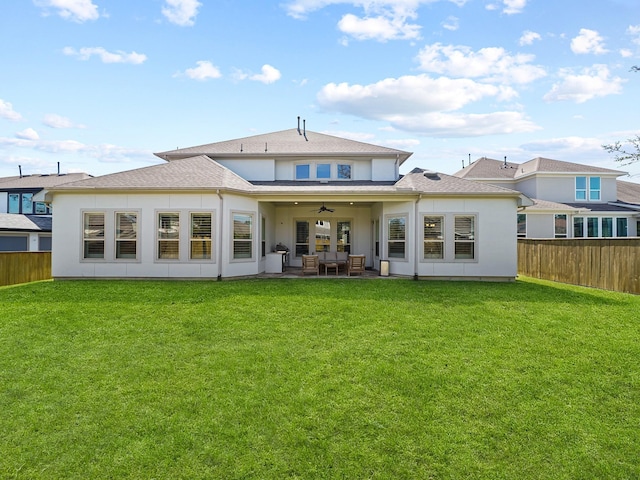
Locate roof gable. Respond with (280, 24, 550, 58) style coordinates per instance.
(155, 129, 412, 163)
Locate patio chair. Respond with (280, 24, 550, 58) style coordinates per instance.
(347, 255, 366, 276)
(301, 254, 319, 276)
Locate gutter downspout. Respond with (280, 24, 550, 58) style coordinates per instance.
(414, 194, 421, 281)
(217, 189, 224, 281)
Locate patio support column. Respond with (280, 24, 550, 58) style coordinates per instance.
(217, 189, 224, 281)
(414, 194, 421, 280)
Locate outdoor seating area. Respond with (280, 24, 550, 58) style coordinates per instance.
(299, 253, 367, 277)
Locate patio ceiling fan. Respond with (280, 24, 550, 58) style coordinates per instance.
(315, 203, 335, 213)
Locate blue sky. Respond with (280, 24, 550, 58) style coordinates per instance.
(1, 0, 639, 182)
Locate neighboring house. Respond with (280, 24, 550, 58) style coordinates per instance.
(46, 128, 531, 280)
(0, 172, 92, 251)
(453, 157, 640, 239)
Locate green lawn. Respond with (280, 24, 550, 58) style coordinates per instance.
(1, 277, 639, 479)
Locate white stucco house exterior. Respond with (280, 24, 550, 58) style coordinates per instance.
(46, 128, 531, 280)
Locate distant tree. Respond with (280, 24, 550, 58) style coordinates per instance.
(602, 66, 640, 164)
(602, 136, 640, 166)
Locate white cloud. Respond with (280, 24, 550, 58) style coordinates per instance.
(16, 128, 40, 141)
(485, 0, 526, 14)
(234, 65, 282, 84)
(63, 46, 147, 64)
(250, 65, 282, 84)
(178, 61, 222, 81)
(544, 65, 625, 103)
(34, 0, 100, 23)
(519, 30, 541, 46)
(502, 0, 526, 14)
(521, 136, 603, 154)
(0, 99, 24, 122)
(571, 28, 608, 55)
(337, 13, 421, 41)
(441, 16, 459, 31)
(316, 74, 538, 136)
(388, 111, 539, 137)
(284, 1, 469, 41)
(627, 25, 640, 45)
(620, 49, 633, 58)
(416, 43, 546, 84)
(162, 0, 201, 26)
(43, 114, 85, 129)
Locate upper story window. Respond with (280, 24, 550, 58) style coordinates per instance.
(337, 164, 352, 179)
(295, 162, 353, 180)
(316, 164, 330, 179)
(589, 177, 601, 200)
(296, 164, 310, 180)
(575, 176, 600, 201)
(7, 192, 47, 214)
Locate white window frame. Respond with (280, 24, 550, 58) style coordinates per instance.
(554, 214, 567, 238)
(423, 215, 444, 260)
(231, 211, 254, 262)
(454, 215, 476, 261)
(157, 212, 180, 261)
(81, 209, 140, 263)
(589, 177, 601, 201)
(294, 161, 354, 181)
(190, 212, 213, 261)
(114, 212, 138, 261)
(83, 211, 105, 260)
(386, 214, 407, 260)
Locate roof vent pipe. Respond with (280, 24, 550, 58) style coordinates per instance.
(297, 116, 301, 135)
(303, 119, 308, 141)
(57, 162, 60, 176)
(19, 165, 22, 178)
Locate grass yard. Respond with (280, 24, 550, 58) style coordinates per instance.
(1, 277, 639, 479)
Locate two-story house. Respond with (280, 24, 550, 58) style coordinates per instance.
(0, 172, 91, 251)
(454, 157, 640, 239)
(45, 127, 532, 280)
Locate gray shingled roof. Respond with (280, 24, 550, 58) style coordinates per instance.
(524, 199, 581, 212)
(454, 156, 625, 180)
(397, 169, 524, 196)
(48, 156, 255, 192)
(617, 180, 640, 205)
(0, 214, 52, 232)
(0, 172, 92, 189)
(155, 129, 412, 164)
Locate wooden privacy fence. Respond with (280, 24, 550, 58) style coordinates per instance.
(518, 239, 640, 295)
(0, 252, 52, 287)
